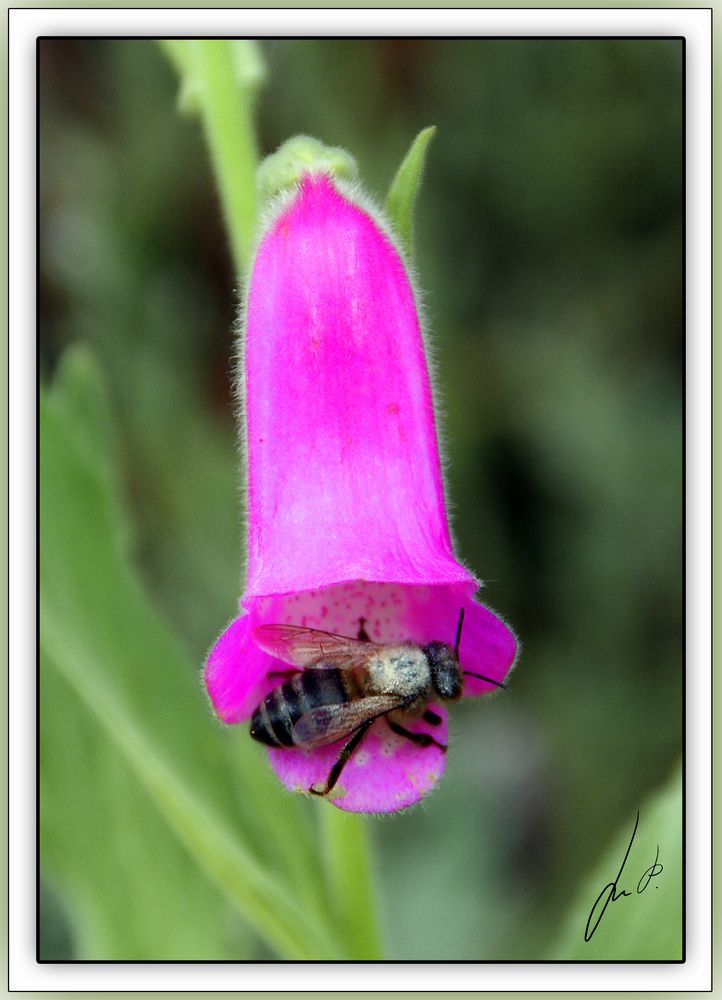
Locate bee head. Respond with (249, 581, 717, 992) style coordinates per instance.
(423, 642, 463, 700)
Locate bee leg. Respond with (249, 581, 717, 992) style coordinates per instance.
(423, 708, 443, 727)
(386, 718, 447, 753)
(309, 718, 375, 797)
(267, 668, 301, 679)
(356, 617, 371, 642)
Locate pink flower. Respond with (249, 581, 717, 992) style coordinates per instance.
(205, 163, 517, 813)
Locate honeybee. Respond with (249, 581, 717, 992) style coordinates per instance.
(250, 609, 507, 797)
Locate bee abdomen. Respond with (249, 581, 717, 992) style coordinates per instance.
(250, 668, 348, 747)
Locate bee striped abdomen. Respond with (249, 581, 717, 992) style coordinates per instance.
(250, 668, 348, 748)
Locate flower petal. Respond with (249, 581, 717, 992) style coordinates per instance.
(204, 614, 274, 724)
(455, 594, 518, 696)
(244, 173, 475, 598)
(267, 706, 449, 813)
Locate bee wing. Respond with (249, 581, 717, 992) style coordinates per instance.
(253, 623, 375, 670)
(291, 695, 404, 749)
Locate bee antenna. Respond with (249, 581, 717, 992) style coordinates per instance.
(454, 607, 465, 659)
(455, 608, 507, 689)
(463, 670, 508, 691)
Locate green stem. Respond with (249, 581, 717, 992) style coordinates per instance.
(320, 808, 384, 959)
(193, 40, 260, 276)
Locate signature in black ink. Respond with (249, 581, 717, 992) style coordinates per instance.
(584, 811, 664, 942)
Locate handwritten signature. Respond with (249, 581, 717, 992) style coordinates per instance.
(584, 811, 663, 942)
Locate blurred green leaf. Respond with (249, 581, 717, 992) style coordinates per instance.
(384, 126, 436, 258)
(547, 762, 682, 960)
(40, 346, 341, 959)
(38, 879, 75, 960)
(41, 647, 236, 960)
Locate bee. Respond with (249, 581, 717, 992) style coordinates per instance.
(250, 608, 507, 797)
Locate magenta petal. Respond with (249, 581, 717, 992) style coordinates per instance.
(204, 614, 273, 724)
(268, 706, 448, 813)
(244, 174, 475, 597)
(456, 596, 518, 696)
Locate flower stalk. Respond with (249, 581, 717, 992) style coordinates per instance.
(193, 40, 259, 274)
(320, 808, 384, 960)
(161, 39, 263, 275)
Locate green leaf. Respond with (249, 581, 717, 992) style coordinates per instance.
(40, 347, 341, 959)
(547, 762, 682, 960)
(384, 126, 436, 259)
(41, 647, 237, 960)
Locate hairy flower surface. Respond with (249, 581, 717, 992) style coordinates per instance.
(206, 166, 517, 812)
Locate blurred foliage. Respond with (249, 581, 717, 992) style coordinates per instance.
(40, 348, 342, 959)
(39, 38, 683, 960)
(549, 761, 682, 959)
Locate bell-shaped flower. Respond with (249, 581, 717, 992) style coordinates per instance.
(205, 138, 517, 813)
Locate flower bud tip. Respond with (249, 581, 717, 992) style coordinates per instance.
(257, 135, 358, 203)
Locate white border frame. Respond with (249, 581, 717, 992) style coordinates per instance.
(11, 7, 711, 992)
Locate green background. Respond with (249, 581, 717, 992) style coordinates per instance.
(39, 38, 683, 961)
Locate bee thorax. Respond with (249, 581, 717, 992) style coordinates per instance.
(364, 646, 431, 702)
